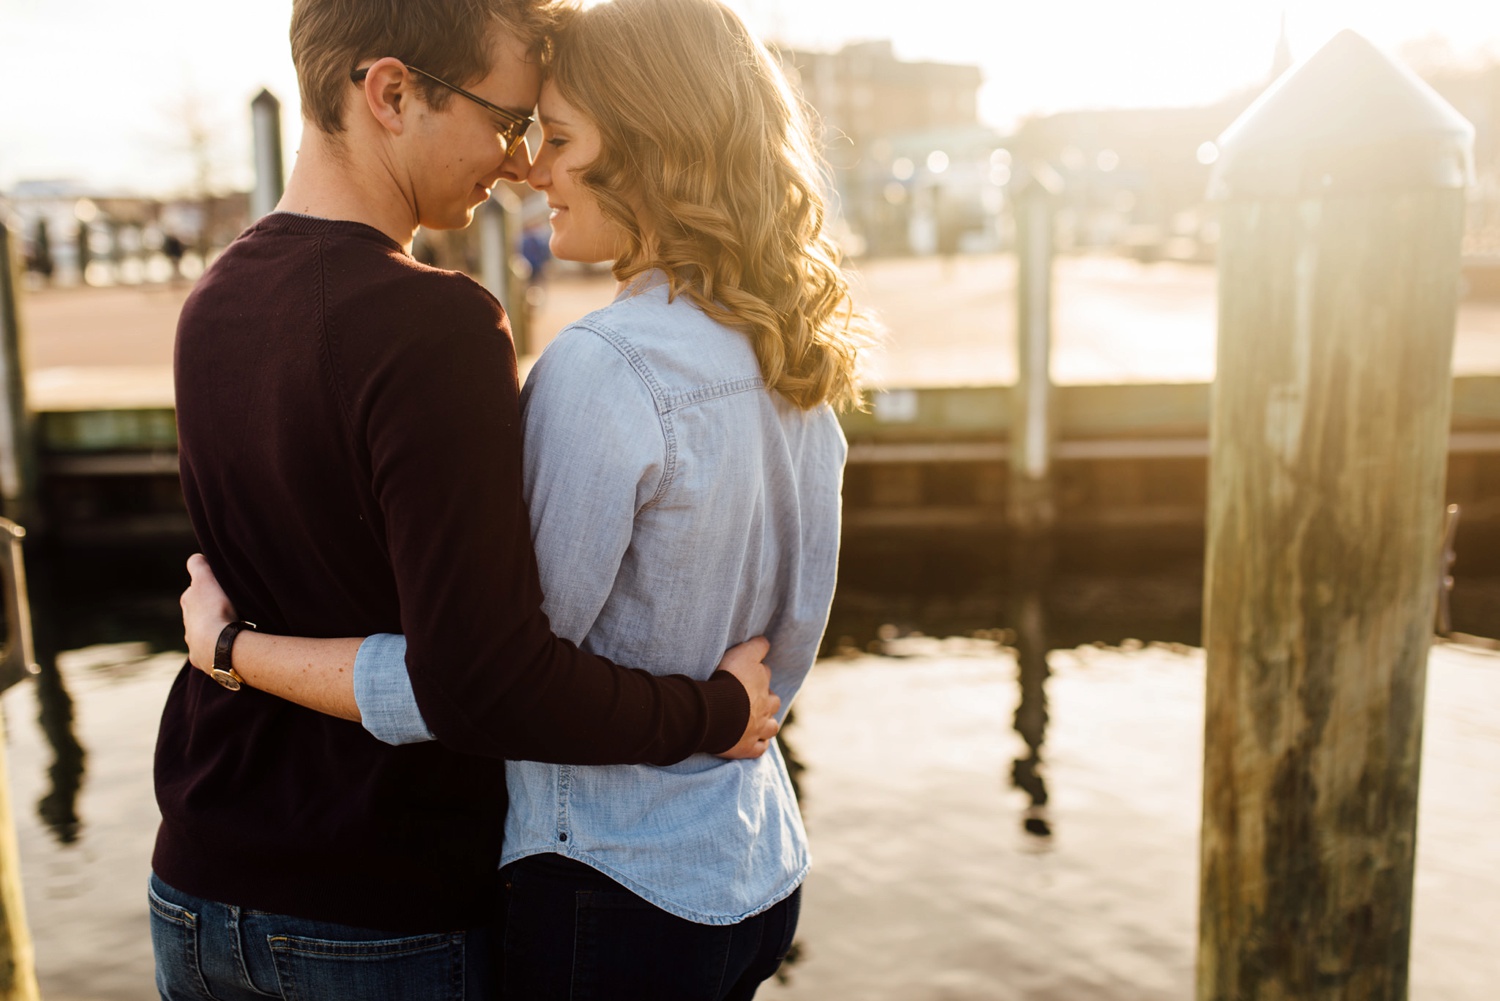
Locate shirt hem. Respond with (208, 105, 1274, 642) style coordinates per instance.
(498, 846, 808, 926)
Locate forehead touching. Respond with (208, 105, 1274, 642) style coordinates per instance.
(537, 81, 581, 126)
(472, 29, 545, 105)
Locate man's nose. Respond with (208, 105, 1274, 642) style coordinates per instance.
(500, 136, 533, 183)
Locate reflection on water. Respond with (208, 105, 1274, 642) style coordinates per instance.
(30, 658, 83, 845)
(1010, 605, 1051, 839)
(2, 535, 1497, 999)
(1, 547, 192, 999)
(21, 547, 188, 848)
(1009, 533, 1054, 841)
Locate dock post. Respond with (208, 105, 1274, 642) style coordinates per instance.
(1006, 164, 1062, 818)
(250, 89, 286, 221)
(0, 224, 37, 531)
(479, 191, 528, 355)
(1008, 163, 1062, 531)
(1198, 31, 1473, 1000)
(0, 680, 39, 1001)
(0, 238, 39, 1000)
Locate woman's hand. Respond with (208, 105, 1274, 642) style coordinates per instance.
(181, 554, 238, 674)
(715, 637, 782, 759)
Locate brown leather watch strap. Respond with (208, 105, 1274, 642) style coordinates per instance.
(210, 620, 257, 691)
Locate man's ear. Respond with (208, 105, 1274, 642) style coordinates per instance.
(356, 57, 412, 136)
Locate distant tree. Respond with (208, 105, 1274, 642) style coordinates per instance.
(156, 85, 234, 258)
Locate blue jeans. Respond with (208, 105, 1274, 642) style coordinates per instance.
(148, 872, 499, 1000)
(500, 854, 800, 1001)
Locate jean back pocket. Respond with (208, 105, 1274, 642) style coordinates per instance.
(268, 930, 465, 1001)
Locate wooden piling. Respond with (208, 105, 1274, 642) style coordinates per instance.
(250, 89, 286, 221)
(1198, 31, 1474, 1000)
(1008, 163, 1062, 532)
(0, 225, 37, 530)
(479, 191, 528, 354)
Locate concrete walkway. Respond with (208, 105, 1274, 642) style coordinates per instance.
(17, 254, 1500, 411)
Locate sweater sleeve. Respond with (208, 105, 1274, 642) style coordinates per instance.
(347, 276, 747, 761)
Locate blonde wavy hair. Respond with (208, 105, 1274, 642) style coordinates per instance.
(547, 0, 870, 410)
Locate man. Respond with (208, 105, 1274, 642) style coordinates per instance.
(152, 1, 779, 997)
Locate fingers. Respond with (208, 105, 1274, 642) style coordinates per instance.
(721, 635, 769, 667)
(186, 552, 220, 588)
(756, 695, 782, 729)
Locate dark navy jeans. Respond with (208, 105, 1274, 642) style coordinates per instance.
(500, 854, 800, 1001)
(148, 872, 499, 1000)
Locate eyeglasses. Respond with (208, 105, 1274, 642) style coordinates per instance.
(351, 62, 533, 158)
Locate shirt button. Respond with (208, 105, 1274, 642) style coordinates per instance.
(558, 832, 569, 842)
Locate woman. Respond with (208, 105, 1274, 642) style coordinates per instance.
(182, 0, 869, 995)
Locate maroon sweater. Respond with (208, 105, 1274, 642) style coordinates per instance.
(155, 213, 748, 932)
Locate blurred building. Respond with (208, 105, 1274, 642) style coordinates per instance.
(775, 41, 1001, 257)
(1007, 97, 1253, 263)
(1423, 61, 1500, 265)
(1002, 22, 1298, 264)
(776, 40, 982, 150)
(772, 20, 1328, 265)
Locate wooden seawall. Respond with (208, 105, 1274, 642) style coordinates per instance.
(30, 376, 1500, 545)
(840, 377, 1500, 533)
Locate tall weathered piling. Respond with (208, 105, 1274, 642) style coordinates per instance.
(1008, 163, 1062, 532)
(479, 191, 528, 354)
(0, 232, 40, 1000)
(1198, 31, 1473, 1001)
(0, 515, 38, 1000)
(1005, 163, 1063, 840)
(0, 224, 37, 530)
(250, 89, 286, 221)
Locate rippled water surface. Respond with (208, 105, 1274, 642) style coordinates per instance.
(761, 641, 1500, 1000)
(4, 635, 1498, 1000)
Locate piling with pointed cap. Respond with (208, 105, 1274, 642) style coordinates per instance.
(1198, 30, 1473, 1001)
(251, 89, 285, 220)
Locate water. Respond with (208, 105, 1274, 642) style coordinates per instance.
(3, 539, 1498, 1000)
(759, 642, 1500, 1000)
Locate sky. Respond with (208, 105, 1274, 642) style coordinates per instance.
(2, 0, 1497, 196)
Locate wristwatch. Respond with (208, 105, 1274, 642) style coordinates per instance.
(210, 620, 257, 691)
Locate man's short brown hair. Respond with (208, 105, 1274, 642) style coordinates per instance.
(291, 0, 572, 135)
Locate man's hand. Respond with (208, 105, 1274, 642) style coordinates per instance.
(715, 637, 781, 759)
(181, 554, 238, 674)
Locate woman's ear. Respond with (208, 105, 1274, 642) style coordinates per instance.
(356, 57, 412, 136)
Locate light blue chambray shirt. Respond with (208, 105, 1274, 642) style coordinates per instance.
(353, 274, 846, 924)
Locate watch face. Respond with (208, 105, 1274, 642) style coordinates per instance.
(210, 669, 242, 692)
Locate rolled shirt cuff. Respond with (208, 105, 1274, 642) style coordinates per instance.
(353, 633, 436, 745)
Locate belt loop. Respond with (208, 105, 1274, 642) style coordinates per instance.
(227, 904, 255, 989)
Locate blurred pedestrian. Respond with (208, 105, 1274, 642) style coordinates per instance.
(27, 218, 54, 284)
(160, 232, 186, 283)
